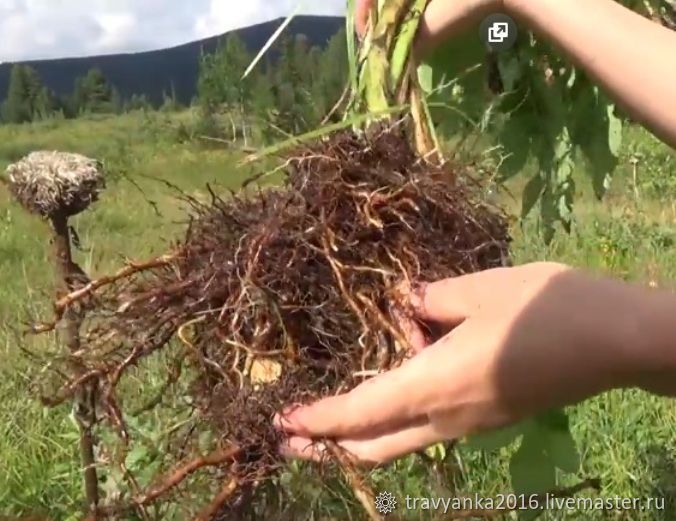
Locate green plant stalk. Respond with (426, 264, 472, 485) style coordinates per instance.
(241, 104, 408, 164)
(389, 0, 429, 90)
(346, 0, 359, 98)
(348, 0, 439, 159)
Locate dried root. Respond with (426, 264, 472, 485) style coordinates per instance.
(34, 129, 511, 518)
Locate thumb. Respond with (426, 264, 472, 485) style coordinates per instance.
(355, 0, 375, 37)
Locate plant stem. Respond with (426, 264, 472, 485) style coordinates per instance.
(325, 440, 384, 521)
(50, 213, 100, 517)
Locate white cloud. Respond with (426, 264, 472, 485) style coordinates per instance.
(195, 0, 344, 39)
(0, 0, 346, 62)
(94, 13, 138, 52)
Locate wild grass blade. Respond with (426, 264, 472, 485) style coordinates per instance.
(242, 2, 303, 80)
(241, 105, 408, 165)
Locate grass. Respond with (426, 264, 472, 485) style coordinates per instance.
(0, 113, 674, 520)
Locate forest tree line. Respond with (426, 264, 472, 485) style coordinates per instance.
(0, 29, 348, 137)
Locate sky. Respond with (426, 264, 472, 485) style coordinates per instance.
(0, 0, 346, 63)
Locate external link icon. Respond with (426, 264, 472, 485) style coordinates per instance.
(488, 22, 510, 43)
(480, 13, 518, 51)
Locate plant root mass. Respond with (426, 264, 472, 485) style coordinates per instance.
(40, 129, 511, 518)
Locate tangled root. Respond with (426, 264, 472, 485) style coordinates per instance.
(37, 129, 511, 518)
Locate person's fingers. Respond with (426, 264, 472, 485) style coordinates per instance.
(274, 348, 439, 438)
(412, 263, 575, 325)
(408, 267, 521, 325)
(390, 303, 428, 353)
(407, 278, 474, 325)
(355, 0, 375, 37)
(279, 436, 327, 463)
(279, 416, 448, 466)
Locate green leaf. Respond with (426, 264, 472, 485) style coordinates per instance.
(548, 429, 580, 473)
(507, 412, 580, 497)
(607, 103, 623, 157)
(138, 460, 163, 488)
(587, 151, 614, 200)
(534, 410, 580, 473)
(509, 428, 557, 495)
(125, 444, 149, 468)
(465, 423, 525, 451)
(582, 104, 619, 199)
(554, 131, 575, 231)
(521, 172, 545, 218)
(498, 105, 535, 179)
(570, 83, 620, 200)
(535, 409, 570, 431)
(417, 63, 433, 94)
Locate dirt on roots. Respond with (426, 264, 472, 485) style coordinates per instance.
(39, 128, 511, 518)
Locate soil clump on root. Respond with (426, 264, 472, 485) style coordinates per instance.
(42, 129, 511, 518)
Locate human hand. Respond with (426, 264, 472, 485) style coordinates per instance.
(275, 262, 659, 465)
(355, 0, 504, 52)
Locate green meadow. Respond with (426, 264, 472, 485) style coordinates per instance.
(0, 111, 674, 520)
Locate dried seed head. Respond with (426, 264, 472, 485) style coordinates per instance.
(5, 151, 105, 219)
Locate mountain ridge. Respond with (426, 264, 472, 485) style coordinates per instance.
(0, 15, 344, 106)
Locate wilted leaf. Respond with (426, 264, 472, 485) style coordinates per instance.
(250, 358, 283, 385)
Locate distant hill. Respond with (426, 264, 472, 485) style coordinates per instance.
(0, 16, 344, 106)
